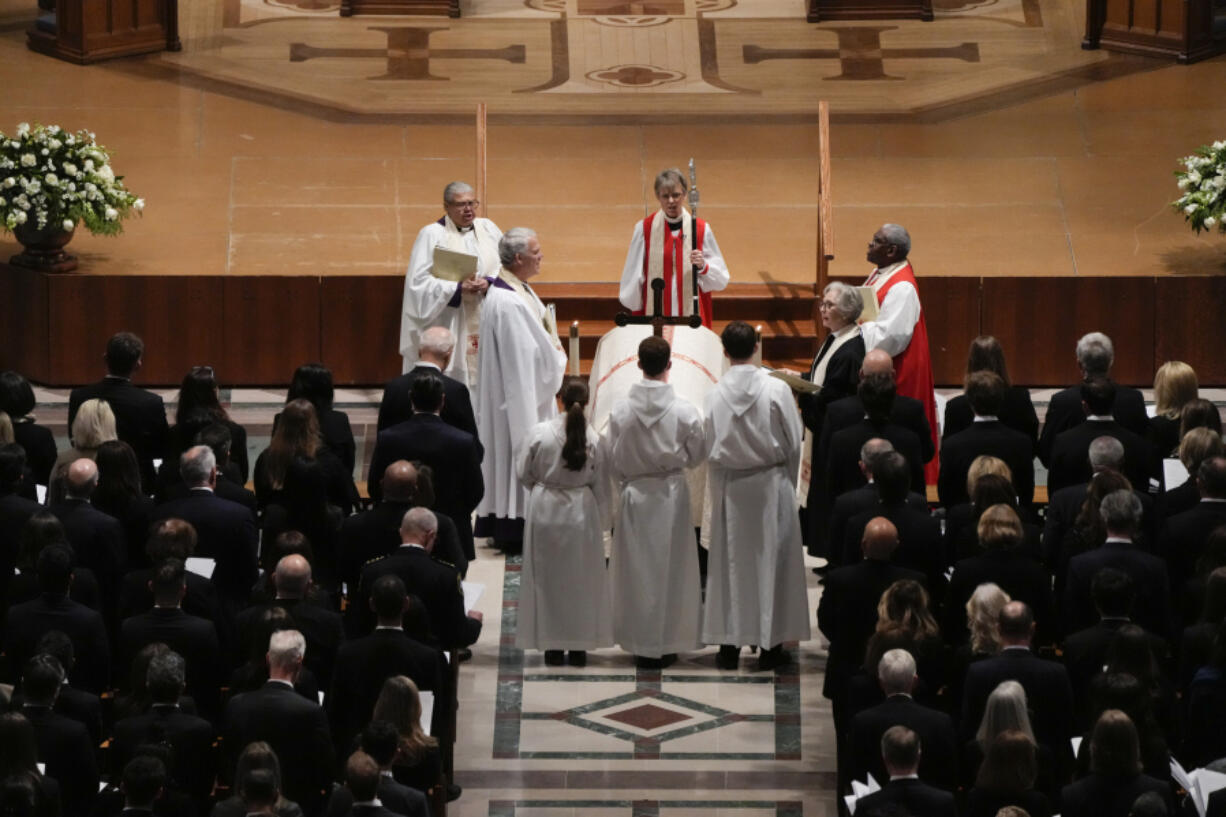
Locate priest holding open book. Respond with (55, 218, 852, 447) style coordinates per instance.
(399, 181, 503, 393)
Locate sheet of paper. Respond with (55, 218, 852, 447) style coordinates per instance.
(856, 287, 879, 322)
(420, 690, 435, 736)
(1165, 458, 1190, 491)
(1071, 736, 1083, 756)
(185, 557, 216, 579)
(462, 581, 485, 614)
(432, 247, 479, 282)
(35, 484, 46, 504)
(1171, 757, 1196, 808)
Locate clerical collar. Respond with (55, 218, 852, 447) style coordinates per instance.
(873, 260, 908, 280)
(973, 416, 999, 422)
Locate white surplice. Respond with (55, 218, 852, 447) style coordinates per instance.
(607, 379, 709, 657)
(398, 216, 503, 385)
(701, 364, 812, 647)
(515, 417, 613, 651)
(474, 278, 568, 531)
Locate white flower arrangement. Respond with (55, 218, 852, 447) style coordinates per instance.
(1173, 140, 1226, 234)
(0, 122, 143, 236)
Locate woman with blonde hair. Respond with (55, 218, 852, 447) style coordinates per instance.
(371, 675, 441, 794)
(1150, 361, 1198, 456)
(967, 583, 1011, 656)
(49, 397, 117, 502)
(945, 504, 1055, 646)
(946, 455, 1034, 560)
(1162, 427, 1226, 519)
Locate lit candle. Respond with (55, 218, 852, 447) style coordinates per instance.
(569, 321, 580, 376)
(753, 324, 764, 367)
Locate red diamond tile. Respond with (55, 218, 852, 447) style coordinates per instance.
(603, 703, 692, 730)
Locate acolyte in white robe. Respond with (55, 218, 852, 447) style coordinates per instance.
(607, 380, 708, 657)
(473, 279, 568, 533)
(701, 364, 812, 648)
(398, 216, 503, 384)
(515, 418, 613, 651)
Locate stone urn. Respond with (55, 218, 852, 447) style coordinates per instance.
(10, 220, 77, 272)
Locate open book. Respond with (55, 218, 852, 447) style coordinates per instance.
(768, 369, 820, 394)
(432, 247, 479, 282)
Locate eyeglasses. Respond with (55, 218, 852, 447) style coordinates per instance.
(448, 199, 479, 210)
(817, 301, 839, 310)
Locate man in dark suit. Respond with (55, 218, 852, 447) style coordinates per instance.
(68, 331, 168, 490)
(938, 370, 1035, 508)
(354, 508, 482, 649)
(1064, 489, 1172, 638)
(825, 439, 928, 571)
(1047, 377, 1155, 494)
(335, 750, 422, 817)
(159, 423, 257, 512)
(961, 601, 1075, 755)
(379, 325, 480, 447)
(1062, 568, 1167, 725)
(2, 546, 109, 692)
(20, 653, 100, 816)
(1037, 331, 1150, 467)
(1160, 455, 1226, 588)
(848, 649, 958, 793)
(0, 443, 41, 606)
(841, 451, 942, 584)
(852, 724, 956, 817)
(6, 630, 104, 743)
(112, 755, 165, 817)
(1042, 436, 1157, 567)
(324, 723, 429, 817)
(329, 574, 446, 755)
(340, 461, 468, 590)
(117, 518, 221, 625)
(236, 554, 344, 691)
(119, 559, 222, 718)
(223, 629, 335, 817)
(111, 650, 216, 807)
(368, 372, 484, 561)
(48, 457, 126, 608)
(151, 445, 258, 609)
(823, 372, 926, 501)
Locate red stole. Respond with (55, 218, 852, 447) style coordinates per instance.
(636, 212, 714, 328)
(876, 262, 940, 485)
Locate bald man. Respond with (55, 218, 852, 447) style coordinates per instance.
(339, 460, 467, 599)
(48, 457, 126, 610)
(236, 554, 344, 689)
(818, 515, 926, 747)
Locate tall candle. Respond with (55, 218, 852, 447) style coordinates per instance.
(569, 321, 580, 376)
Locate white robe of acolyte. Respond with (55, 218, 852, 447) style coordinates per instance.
(607, 380, 708, 657)
(515, 417, 613, 651)
(701, 364, 811, 647)
(474, 282, 568, 528)
(398, 217, 503, 381)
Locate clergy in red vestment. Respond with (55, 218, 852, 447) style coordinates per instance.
(859, 224, 940, 484)
(619, 168, 729, 327)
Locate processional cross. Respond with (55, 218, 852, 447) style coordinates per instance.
(614, 158, 705, 338)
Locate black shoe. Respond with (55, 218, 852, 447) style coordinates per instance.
(456, 647, 473, 662)
(716, 645, 740, 670)
(567, 650, 587, 667)
(544, 650, 565, 666)
(660, 653, 678, 668)
(446, 783, 462, 802)
(635, 655, 664, 670)
(756, 645, 793, 672)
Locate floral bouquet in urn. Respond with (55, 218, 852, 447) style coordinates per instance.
(0, 122, 143, 235)
(1173, 140, 1226, 234)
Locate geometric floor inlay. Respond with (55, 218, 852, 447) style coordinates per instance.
(494, 557, 802, 761)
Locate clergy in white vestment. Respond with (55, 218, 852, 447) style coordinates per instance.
(606, 336, 708, 669)
(399, 181, 503, 391)
(702, 321, 811, 672)
(619, 168, 729, 329)
(515, 378, 613, 665)
(473, 228, 568, 551)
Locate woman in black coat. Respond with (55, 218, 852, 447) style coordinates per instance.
(1061, 710, 1173, 817)
(0, 371, 58, 494)
(165, 365, 249, 482)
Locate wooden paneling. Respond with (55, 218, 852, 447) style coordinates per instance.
(28, 0, 174, 64)
(221, 277, 320, 385)
(45, 275, 225, 386)
(320, 276, 404, 386)
(0, 265, 50, 382)
(1156, 277, 1226, 385)
(917, 277, 981, 387)
(1084, 0, 1219, 62)
(982, 277, 1154, 386)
